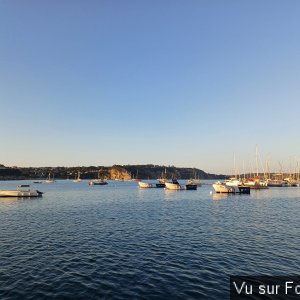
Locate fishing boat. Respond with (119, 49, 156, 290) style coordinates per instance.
(0, 187, 43, 197)
(73, 171, 82, 183)
(138, 181, 155, 188)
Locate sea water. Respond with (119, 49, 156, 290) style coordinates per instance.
(1, 180, 300, 299)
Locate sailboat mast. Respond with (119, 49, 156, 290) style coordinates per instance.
(233, 152, 236, 178)
(256, 145, 259, 177)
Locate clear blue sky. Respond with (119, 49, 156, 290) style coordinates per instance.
(1, 0, 300, 174)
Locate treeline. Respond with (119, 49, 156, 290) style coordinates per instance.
(0, 164, 226, 180)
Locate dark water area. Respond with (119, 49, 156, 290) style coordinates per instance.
(1, 180, 300, 299)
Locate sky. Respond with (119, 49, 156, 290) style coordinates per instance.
(1, 0, 300, 174)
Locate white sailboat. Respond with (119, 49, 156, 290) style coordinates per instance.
(88, 170, 108, 185)
(45, 172, 55, 183)
(73, 171, 82, 183)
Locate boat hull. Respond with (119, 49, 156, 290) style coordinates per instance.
(138, 182, 155, 188)
(0, 190, 43, 197)
(156, 183, 165, 188)
(185, 184, 197, 190)
(165, 182, 183, 190)
(89, 180, 108, 185)
(213, 182, 250, 194)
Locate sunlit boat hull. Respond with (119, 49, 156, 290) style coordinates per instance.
(138, 182, 154, 188)
(213, 182, 250, 194)
(0, 190, 43, 197)
(165, 182, 183, 190)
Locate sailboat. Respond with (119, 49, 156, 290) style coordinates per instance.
(73, 171, 82, 183)
(132, 169, 141, 182)
(187, 169, 202, 186)
(88, 170, 108, 186)
(45, 172, 55, 183)
(157, 168, 168, 187)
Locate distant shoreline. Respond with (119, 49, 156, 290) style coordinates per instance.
(0, 164, 226, 181)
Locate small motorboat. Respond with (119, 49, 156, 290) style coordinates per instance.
(212, 181, 250, 194)
(17, 184, 30, 188)
(0, 188, 43, 198)
(138, 181, 155, 188)
(165, 179, 183, 190)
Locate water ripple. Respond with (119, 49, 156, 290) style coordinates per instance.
(1, 181, 300, 299)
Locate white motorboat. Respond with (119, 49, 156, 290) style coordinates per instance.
(212, 181, 250, 194)
(165, 179, 183, 190)
(0, 188, 43, 197)
(213, 181, 236, 193)
(224, 178, 243, 186)
(138, 181, 155, 188)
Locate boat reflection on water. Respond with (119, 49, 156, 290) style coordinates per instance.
(212, 192, 231, 201)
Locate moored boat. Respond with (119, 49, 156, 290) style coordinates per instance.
(73, 171, 82, 183)
(165, 179, 183, 190)
(213, 181, 250, 194)
(0, 189, 43, 197)
(138, 181, 155, 188)
(156, 182, 166, 188)
(243, 178, 269, 189)
(187, 179, 201, 186)
(45, 172, 55, 183)
(165, 179, 185, 190)
(88, 179, 108, 185)
(185, 183, 197, 190)
(266, 179, 283, 187)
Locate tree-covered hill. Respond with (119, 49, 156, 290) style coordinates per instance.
(0, 164, 226, 180)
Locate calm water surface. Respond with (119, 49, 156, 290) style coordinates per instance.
(1, 180, 300, 299)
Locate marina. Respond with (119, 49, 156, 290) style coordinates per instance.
(1, 179, 300, 299)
